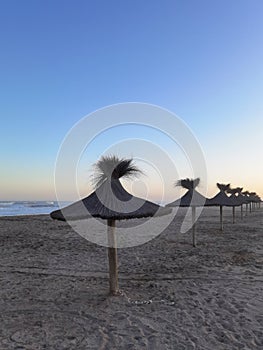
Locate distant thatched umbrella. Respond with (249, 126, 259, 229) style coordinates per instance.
(242, 191, 251, 214)
(50, 156, 171, 295)
(235, 188, 249, 219)
(206, 183, 237, 231)
(249, 192, 261, 211)
(254, 194, 262, 209)
(227, 187, 243, 223)
(166, 178, 208, 247)
(249, 192, 256, 212)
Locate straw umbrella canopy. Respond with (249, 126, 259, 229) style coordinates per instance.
(166, 178, 208, 247)
(233, 187, 245, 205)
(206, 183, 237, 231)
(50, 155, 171, 295)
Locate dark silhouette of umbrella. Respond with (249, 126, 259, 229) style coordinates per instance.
(241, 191, 261, 213)
(206, 183, 237, 231)
(254, 194, 262, 209)
(249, 192, 256, 212)
(234, 187, 249, 219)
(248, 192, 261, 211)
(50, 155, 171, 295)
(227, 187, 243, 223)
(166, 178, 208, 247)
(242, 190, 251, 214)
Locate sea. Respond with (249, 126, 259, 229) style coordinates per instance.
(0, 201, 71, 217)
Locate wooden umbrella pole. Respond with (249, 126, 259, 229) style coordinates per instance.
(107, 219, 119, 295)
(192, 206, 196, 247)
(220, 206, 223, 231)
(233, 206, 236, 223)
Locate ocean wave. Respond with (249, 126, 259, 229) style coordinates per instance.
(0, 201, 60, 216)
(25, 201, 58, 208)
(0, 202, 15, 207)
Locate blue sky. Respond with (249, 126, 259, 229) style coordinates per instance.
(1, 0, 262, 201)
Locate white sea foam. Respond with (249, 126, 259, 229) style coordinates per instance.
(0, 202, 15, 207)
(0, 201, 63, 216)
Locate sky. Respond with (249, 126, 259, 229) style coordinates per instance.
(0, 0, 262, 201)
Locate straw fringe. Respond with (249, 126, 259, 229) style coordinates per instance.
(216, 183, 230, 192)
(176, 178, 200, 190)
(91, 155, 142, 189)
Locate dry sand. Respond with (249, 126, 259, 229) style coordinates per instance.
(0, 207, 262, 349)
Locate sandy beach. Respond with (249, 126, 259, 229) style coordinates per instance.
(0, 207, 262, 349)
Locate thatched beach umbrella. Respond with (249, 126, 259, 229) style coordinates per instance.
(236, 188, 251, 219)
(249, 192, 256, 212)
(206, 183, 237, 231)
(241, 191, 261, 212)
(241, 190, 250, 215)
(166, 178, 208, 247)
(249, 192, 261, 211)
(227, 187, 243, 223)
(50, 156, 171, 295)
(254, 194, 262, 209)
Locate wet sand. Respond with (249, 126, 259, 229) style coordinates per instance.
(0, 207, 262, 349)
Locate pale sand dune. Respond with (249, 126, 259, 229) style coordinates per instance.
(0, 207, 262, 349)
